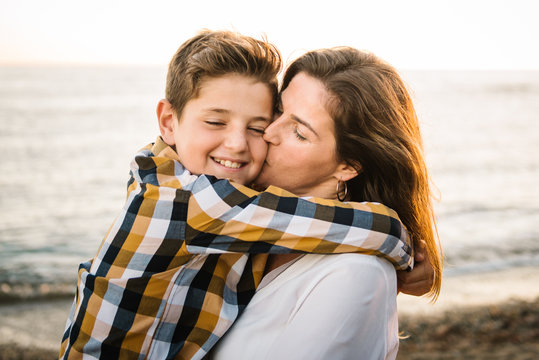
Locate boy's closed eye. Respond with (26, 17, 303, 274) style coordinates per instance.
(205, 120, 225, 126)
(248, 125, 267, 135)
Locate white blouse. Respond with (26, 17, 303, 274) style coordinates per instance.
(209, 253, 399, 360)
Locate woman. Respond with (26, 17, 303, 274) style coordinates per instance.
(210, 47, 442, 359)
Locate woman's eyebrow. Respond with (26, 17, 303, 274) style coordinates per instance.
(290, 114, 319, 138)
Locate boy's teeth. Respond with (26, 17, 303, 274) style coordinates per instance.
(215, 158, 242, 169)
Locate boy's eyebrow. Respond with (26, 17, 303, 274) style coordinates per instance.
(204, 108, 271, 122)
(204, 108, 229, 114)
(290, 114, 319, 138)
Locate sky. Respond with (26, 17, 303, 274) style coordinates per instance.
(1, 0, 538, 69)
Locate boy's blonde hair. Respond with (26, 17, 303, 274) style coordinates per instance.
(166, 30, 282, 118)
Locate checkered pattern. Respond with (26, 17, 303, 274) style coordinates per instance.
(59, 137, 413, 360)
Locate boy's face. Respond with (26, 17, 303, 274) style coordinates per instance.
(161, 74, 273, 185)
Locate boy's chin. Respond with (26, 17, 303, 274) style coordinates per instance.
(217, 173, 254, 186)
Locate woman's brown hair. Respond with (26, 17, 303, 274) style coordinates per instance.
(282, 47, 442, 299)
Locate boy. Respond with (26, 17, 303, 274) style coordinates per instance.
(60, 31, 412, 359)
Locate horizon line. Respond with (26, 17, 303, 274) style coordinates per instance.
(2, 62, 539, 72)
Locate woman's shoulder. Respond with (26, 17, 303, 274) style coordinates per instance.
(299, 253, 396, 279)
(265, 254, 397, 303)
(254, 254, 397, 308)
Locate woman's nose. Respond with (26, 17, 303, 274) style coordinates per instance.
(263, 117, 281, 145)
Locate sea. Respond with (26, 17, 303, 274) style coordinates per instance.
(1, 66, 538, 302)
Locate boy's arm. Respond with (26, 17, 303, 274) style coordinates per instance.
(132, 143, 413, 270)
(182, 175, 412, 270)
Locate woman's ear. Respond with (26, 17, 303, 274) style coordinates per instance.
(157, 99, 177, 146)
(335, 161, 361, 182)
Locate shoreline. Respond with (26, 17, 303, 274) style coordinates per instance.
(1, 266, 538, 359)
(0, 298, 72, 353)
(397, 265, 539, 315)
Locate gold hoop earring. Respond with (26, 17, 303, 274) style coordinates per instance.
(336, 179, 348, 201)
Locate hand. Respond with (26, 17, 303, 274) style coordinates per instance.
(397, 240, 434, 296)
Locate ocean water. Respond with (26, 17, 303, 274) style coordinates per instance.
(1, 66, 538, 301)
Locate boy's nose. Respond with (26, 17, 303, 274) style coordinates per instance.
(224, 129, 248, 152)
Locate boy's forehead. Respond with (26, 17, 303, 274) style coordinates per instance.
(198, 74, 272, 96)
(195, 74, 276, 104)
(179, 74, 274, 121)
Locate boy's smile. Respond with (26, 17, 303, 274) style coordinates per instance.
(212, 157, 245, 169)
(159, 74, 273, 185)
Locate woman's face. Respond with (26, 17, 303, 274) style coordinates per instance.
(255, 72, 351, 198)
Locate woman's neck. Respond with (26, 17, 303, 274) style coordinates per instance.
(292, 181, 339, 200)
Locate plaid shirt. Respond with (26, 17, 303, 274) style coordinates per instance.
(59, 137, 413, 360)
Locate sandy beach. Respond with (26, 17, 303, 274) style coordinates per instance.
(396, 266, 539, 359)
(1, 266, 538, 359)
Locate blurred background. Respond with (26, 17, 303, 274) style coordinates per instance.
(1, 0, 538, 358)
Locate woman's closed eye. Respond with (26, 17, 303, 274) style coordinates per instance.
(294, 126, 307, 141)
